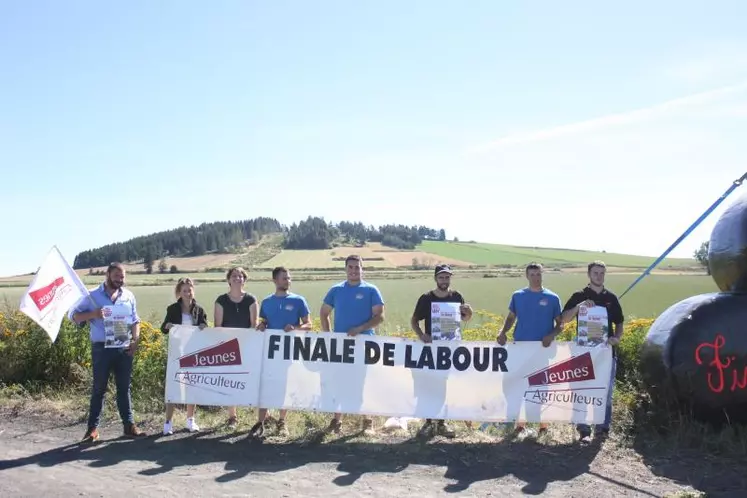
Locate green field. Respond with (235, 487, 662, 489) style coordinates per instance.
(0, 274, 717, 333)
(263, 249, 393, 268)
(418, 240, 696, 268)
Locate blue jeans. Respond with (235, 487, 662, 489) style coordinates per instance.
(578, 355, 617, 433)
(88, 343, 134, 430)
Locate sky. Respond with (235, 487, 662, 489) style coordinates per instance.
(2, 1, 747, 277)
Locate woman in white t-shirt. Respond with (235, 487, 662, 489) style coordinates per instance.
(160, 277, 208, 435)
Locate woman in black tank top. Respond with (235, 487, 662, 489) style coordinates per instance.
(215, 292, 256, 328)
(213, 267, 258, 427)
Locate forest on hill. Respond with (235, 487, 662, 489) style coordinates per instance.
(72, 218, 282, 269)
(72, 216, 447, 270)
(283, 216, 445, 250)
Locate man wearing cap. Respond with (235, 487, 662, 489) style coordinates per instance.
(410, 264, 473, 438)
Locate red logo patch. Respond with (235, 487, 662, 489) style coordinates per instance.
(29, 277, 65, 311)
(527, 352, 596, 386)
(178, 338, 242, 368)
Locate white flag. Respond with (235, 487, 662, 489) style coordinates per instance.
(19, 246, 91, 342)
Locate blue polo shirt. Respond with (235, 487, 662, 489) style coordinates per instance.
(259, 292, 310, 329)
(68, 283, 141, 343)
(323, 280, 384, 335)
(508, 287, 561, 341)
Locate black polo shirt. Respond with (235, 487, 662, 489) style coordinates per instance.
(413, 290, 465, 336)
(563, 285, 624, 340)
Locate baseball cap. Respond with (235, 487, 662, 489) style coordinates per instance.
(435, 264, 453, 276)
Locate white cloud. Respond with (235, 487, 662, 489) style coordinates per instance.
(449, 78, 747, 261)
(467, 81, 747, 154)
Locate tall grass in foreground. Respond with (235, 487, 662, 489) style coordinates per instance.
(1, 307, 745, 456)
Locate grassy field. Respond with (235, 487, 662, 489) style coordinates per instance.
(0, 237, 698, 284)
(0, 236, 706, 331)
(419, 240, 696, 269)
(0, 273, 717, 331)
(262, 242, 473, 269)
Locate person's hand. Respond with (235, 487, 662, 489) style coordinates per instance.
(92, 308, 105, 320)
(126, 338, 139, 356)
(164, 322, 173, 331)
(198, 323, 207, 330)
(578, 300, 595, 309)
(608, 336, 620, 346)
(420, 334, 432, 344)
(284, 324, 295, 332)
(256, 322, 267, 331)
(497, 332, 507, 346)
(542, 334, 555, 348)
(460, 304, 473, 320)
(347, 326, 362, 337)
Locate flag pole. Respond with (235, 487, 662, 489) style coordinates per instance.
(619, 172, 747, 299)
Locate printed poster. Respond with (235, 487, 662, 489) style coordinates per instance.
(577, 305, 608, 347)
(104, 303, 132, 348)
(430, 302, 462, 340)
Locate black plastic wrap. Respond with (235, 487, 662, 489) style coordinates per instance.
(641, 292, 747, 424)
(709, 191, 747, 292)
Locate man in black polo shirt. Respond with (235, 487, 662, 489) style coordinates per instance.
(561, 260, 623, 441)
(410, 264, 473, 438)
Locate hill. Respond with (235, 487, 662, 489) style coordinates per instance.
(418, 241, 695, 269)
(0, 216, 699, 282)
(67, 237, 695, 276)
(71, 217, 283, 270)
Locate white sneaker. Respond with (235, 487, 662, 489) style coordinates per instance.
(186, 417, 200, 432)
(163, 421, 173, 435)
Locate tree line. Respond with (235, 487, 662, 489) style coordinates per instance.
(72, 216, 447, 270)
(72, 217, 282, 269)
(284, 216, 446, 250)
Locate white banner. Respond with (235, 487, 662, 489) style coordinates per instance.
(165, 327, 613, 424)
(19, 246, 91, 342)
(165, 326, 265, 406)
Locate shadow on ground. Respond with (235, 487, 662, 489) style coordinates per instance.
(6, 411, 747, 496)
(0, 422, 612, 495)
(632, 423, 747, 498)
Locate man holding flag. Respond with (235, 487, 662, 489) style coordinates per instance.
(68, 262, 146, 442)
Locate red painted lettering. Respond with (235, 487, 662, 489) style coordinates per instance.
(694, 334, 747, 394)
(732, 368, 747, 392)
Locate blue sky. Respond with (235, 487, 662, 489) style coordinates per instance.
(2, 1, 747, 276)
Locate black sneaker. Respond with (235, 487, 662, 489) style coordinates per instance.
(578, 428, 592, 443)
(276, 419, 289, 437)
(417, 419, 436, 438)
(326, 418, 342, 434)
(249, 421, 265, 438)
(436, 421, 456, 439)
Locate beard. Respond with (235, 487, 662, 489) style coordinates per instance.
(107, 278, 123, 289)
(437, 283, 449, 291)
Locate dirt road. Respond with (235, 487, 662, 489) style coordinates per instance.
(0, 409, 741, 497)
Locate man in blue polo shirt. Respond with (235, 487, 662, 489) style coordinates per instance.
(253, 266, 312, 437)
(68, 262, 146, 442)
(320, 254, 385, 434)
(497, 262, 562, 435)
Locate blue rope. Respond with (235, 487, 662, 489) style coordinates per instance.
(619, 172, 747, 299)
